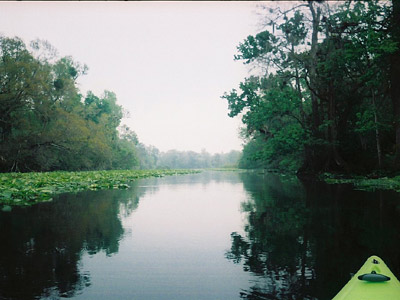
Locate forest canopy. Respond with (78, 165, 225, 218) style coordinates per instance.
(0, 36, 141, 172)
(223, 0, 400, 174)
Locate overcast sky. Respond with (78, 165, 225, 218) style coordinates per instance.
(0, 1, 263, 154)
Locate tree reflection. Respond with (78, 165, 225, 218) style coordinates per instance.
(227, 172, 400, 300)
(0, 186, 141, 300)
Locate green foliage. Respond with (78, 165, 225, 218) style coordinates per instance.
(0, 36, 139, 172)
(238, 133, 303, 172)
(234, 31, 278, 65)
(223, 73, 307, 172)
(0, 169, 201, 206)
(223, 0, 399, 174)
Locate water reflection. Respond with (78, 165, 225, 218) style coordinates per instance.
(2, 171, 400, 300)
(227, 172, 400, 300)
(0, 172, 246, 300)
(0, 184, 141, 300)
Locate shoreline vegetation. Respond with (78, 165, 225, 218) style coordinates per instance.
(320, 173, 400, 193)
(256, 169, 400, 193)
(0, 169, 201, 208)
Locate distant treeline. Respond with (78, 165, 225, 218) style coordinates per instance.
(0, 36, 240, 172)
(136, 146, 241, 169)
(223, 1, 400, 174)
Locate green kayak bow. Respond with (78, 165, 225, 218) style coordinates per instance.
(332, 255, 400, 299)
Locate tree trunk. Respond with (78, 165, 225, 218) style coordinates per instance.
(372, 91, 382, 169)
(308, 1, 321, 134)
(292, 44, 306, 125)
(298, 2, 323, 175)
(327, 85, 349, 172)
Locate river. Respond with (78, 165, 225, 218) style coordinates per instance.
(1, 171, 400, 300)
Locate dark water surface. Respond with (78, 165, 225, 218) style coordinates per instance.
(1, 171, 400, 300)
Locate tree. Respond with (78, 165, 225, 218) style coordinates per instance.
(390, 0, 400, 166)
(223, 0, 398, 174)
(0, 36, 56, 171)
(0, 36, 139, 172)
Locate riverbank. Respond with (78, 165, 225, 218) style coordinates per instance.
(321, 173, 400, 192)
(243, 169, 400, 193)
(0, 169, 201, 207)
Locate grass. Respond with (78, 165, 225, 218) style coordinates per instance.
(0, 169, 201, 207)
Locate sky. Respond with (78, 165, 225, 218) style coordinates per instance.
(0, 1, 263, 154)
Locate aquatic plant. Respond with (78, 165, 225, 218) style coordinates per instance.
(0, 169, 201, 206)
(322, 173, 400, 193)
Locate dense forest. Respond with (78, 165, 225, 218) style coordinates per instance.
(0, 37, 138, 172)
(224, 0, 400, 174)
(0, 36, 239, 172)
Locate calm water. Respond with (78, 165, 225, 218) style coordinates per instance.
(1, 171, 400, 300)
